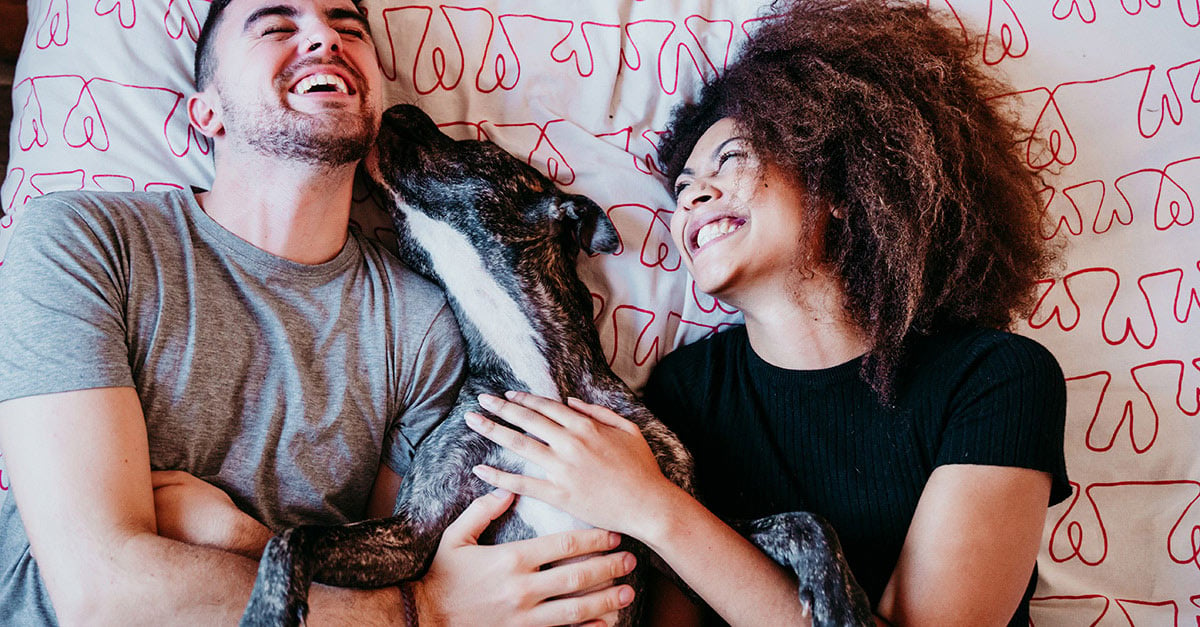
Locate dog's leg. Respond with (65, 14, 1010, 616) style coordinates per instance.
(739, 512, 875, 627)
(241, 404, 501, 626)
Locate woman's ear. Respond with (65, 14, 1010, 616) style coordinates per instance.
(187, 91, 224, 138)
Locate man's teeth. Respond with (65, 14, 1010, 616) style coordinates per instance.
(295, 73, 349, 95)
(696, 217, 743, 250)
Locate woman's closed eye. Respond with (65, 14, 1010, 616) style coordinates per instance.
(717, 150, 746, 170)
(674, 178, 692, 197)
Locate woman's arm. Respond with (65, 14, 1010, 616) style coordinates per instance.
(875, 464, 1051, 626)
(466, 392, 812, 627)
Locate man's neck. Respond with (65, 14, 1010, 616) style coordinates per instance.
(199, 154, 359, 265)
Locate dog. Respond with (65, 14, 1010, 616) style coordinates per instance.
(240, 103, 873, 627)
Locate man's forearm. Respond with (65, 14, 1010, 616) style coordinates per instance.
(55, 531, 401, 625)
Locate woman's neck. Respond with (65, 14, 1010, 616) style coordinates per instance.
(734, 269, 870, 371)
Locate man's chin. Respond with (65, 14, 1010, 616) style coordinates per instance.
(248, 121, 376, 166)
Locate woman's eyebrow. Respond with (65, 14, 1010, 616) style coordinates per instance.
(712, 137, 743, 158)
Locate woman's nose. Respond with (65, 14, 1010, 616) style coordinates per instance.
(680, 180, 719, 210)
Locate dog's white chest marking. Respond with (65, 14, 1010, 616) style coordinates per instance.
(400, 204, 558, 399)
(399, 203, 589, 535)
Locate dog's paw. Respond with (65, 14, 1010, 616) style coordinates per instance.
(741, 512, 874, 627)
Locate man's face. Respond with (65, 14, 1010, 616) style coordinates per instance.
(202, 0, 383, 165)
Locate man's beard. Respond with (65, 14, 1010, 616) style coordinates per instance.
(218, 85, 378, 166)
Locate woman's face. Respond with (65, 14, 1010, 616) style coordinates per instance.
(670, 117, 816, 304)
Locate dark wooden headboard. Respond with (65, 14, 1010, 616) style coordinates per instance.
(1, 0, 27, 188)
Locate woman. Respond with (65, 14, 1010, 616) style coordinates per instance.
(464, 0, 1070, 624)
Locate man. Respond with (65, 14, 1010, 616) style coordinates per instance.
(0, 0, 635, 623)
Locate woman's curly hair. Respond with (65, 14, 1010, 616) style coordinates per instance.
(658, 0, 1055, 396)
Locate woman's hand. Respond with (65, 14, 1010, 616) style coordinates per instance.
(151, 470, 272, 559)
(464, 391, 682, 539)
(414, 488, 637, 626)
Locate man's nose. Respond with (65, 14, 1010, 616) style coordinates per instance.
(302, 23, 341, 54)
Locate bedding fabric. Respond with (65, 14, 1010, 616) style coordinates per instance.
(1, 0, 1199, 622)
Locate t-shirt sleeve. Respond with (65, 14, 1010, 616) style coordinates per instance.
(935, 334, 1071, 505)
(0, 197, 134, 403)
(383, 303, 467, 477)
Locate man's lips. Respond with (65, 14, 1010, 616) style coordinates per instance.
(286, 62, 359, 96)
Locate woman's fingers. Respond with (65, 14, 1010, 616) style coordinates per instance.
(471, 463, 557, 502)
(494, 391, 594, 432)
(441, 489, 516, 547)
(528, 550, 637, 600)
(528, 582, 636, 627)
(464, 411, 555, 467)
(565, 397, 641, 434)
(511, 527, 624, 569)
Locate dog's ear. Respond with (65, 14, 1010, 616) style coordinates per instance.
(382, 104, 452, 148)
(558, 195, 619, 255)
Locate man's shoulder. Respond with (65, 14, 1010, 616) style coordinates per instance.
(349, 229, 451, 310)
(23, 188, 188, 233)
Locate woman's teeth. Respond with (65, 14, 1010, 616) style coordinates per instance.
(696, 217, 743, 250)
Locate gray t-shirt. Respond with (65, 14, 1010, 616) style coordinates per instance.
(0, 188, 466, 624)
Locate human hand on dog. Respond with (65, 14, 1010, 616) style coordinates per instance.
(414, 488, 637, 626)
(151, 470, 272, 559)
(465, 391, 684, 541)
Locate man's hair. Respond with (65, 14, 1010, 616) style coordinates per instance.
(658, 0, 1055, 397)
(193, 0, 367, 89)
(194, 0, 236, 90)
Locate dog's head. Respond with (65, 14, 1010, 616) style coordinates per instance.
(366, 104, 618, 257)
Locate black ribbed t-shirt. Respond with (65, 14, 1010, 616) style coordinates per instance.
(642, 326, 1070, 624)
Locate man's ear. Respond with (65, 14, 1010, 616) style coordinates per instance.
(187, 91, 224, 138)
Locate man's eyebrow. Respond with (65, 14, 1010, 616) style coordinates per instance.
(243, 5, 298, 31)
(327, 6, 370, 30)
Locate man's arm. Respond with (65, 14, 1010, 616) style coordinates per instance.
(7, 388, 633, 625)
(0, 387, 403, 625)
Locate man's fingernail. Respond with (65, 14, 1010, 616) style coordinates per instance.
(623, 553, 636, 572)
(608, 532, 621, 548)
(618, 586, 634, 605)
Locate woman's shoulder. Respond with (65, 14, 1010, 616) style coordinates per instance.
(655, 325, 749, 376)
(910, 327, 1061, 378)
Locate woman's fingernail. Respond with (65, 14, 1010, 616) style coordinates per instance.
(464, 412, 483, 427)
(489, 487, 512, 499)
(477, 394, 499, 409)
(472, 464, 490, 479)
(504, 390, 518, 400)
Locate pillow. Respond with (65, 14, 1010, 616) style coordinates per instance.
(3, 1, 1198, 621)
(1, 0, 760, 390)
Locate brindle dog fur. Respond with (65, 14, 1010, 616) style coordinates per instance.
(240, 104, 873, 627)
